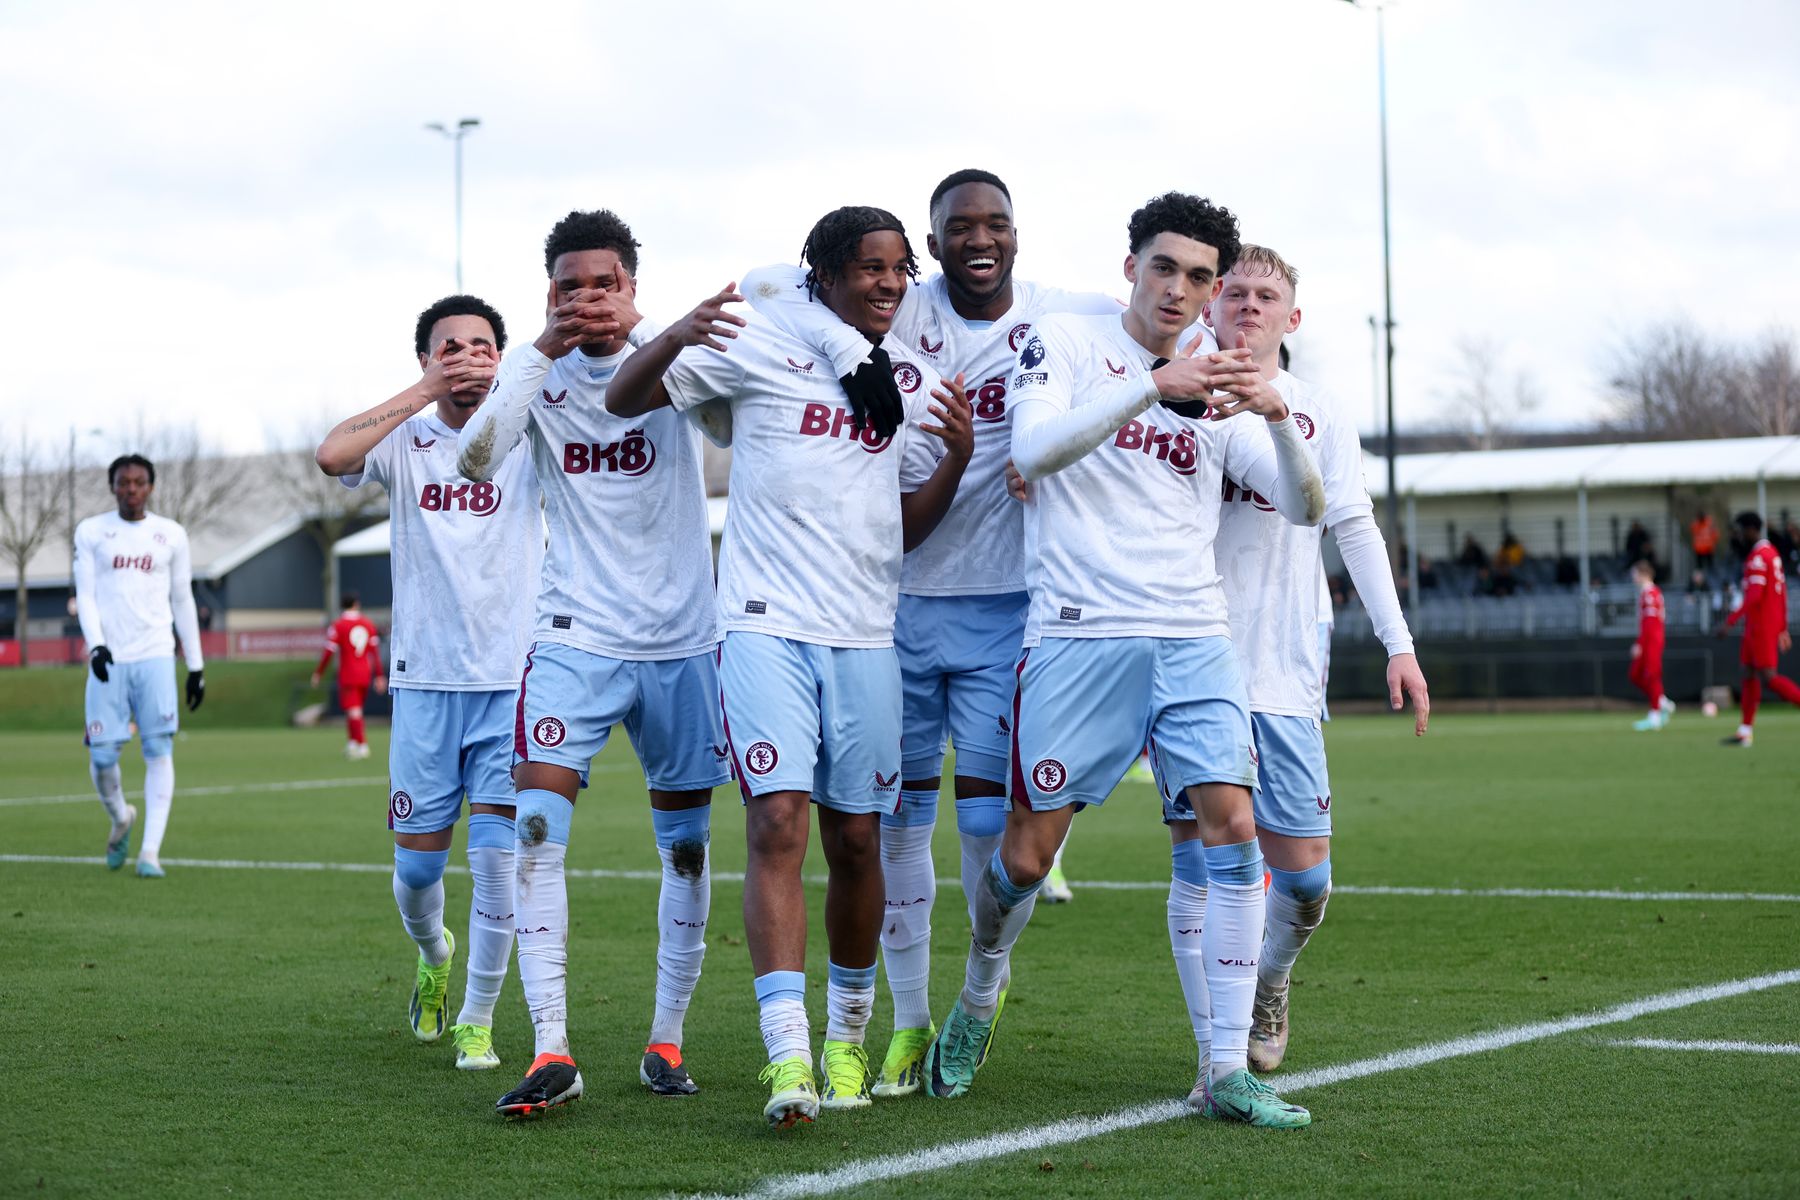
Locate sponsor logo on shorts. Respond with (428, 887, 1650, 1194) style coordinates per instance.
(1020, 336, 1046, 369)
(552, 615, 572, 630)
(532, 717, 567, 748)
(874, 770, 898, 791)
(996, 713, 1010, 734)
(390, 790, 414, 821)
(1316, 794, 1331, 812)
(744, 600, 767, 615)
(158, 711, 176, 726)
(1293, 412, 1316, 440)
(1247, 742, 1259, 767)
(1032, 758, 1068, 793)
(1008, 322, 1032, 351)
(396, 660, 406, 672)
(892, 362, 923, 394)
(87, 721, 104, 737)
(1059, 606, 1082, 622)
(744, 741, 779, 776)
(711, 744, 730, 761)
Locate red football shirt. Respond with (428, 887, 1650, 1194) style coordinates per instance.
(1729, 541, 1789, 639)
(1637, 583, 1665, 647)
(318, 613, 382, 687)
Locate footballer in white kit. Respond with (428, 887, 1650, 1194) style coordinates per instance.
(455, 209, 731, 1118)
(924, 193, 1320, 1130)
(739, 169, 1123, 1095)
(607, 205, 974, 1128)
(72, 454, 206, 878)
(315, 293, 543, 1075)
(1206, 246, 1428, 1075)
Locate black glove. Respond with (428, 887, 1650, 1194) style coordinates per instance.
(185, 669, 206, 712)
(89, 645, 113, 683)
(839, 345, 905, 441)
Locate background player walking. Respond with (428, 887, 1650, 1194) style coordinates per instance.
(311, 592, 385, 758)
(72, 453, 207, 878)
(1628, 560, 1674, 731)
(1721, 511, 1797, 747)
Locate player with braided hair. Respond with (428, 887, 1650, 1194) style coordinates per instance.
(607, 206, 974, 1127)
(793, 205, 919, 440)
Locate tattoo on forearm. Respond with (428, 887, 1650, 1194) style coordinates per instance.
(342, 405, 412, 436)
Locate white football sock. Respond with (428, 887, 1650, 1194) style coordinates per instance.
(958, 830, 1002, 921)
(91, 763, 129, 825)
(758, 998, 812, 1066)
(1261, 881, 1331, 990)
(392, 871, 449, 965)
(963, 852, 1040, 1019)
(1168, 878, 1211, 1069)
(457, 841, 514, 1028)
(516, 837, 570, 1057)
(879, 821, 937, 1030)
(139, 755, 174, 863)
(649, 840, 710, 1049)
(1206, 876, 1265, 1080)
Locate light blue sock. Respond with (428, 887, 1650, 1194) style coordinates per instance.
(650, 804, 711, 849)
(1269, 858, 1331, 903)
(883, 788, 939, 829)
(1171, 839, 1207, 886)
(1201, 839, 1263, 888)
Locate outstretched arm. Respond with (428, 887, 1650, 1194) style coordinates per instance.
(608, 283, 746, 420)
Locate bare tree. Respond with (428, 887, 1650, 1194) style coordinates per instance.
(0, 432, 67, 664)
(1443, 336, 1539, 450)
(264, 442, 387, 613)
(1608, 323, 1799, 440)
(128, 419, 253, 536)
(1740, 329, 1798, 438)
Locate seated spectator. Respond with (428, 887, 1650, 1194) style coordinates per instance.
(1689, 509, 1719, 568)
(1687, 568, 1709, 593)
(1417, 555, 1440, 590)
(1495, 533, 1525, 570)
(1458, 533, 1488, 568)
(1473, 565, 1493, 596)
(1623, 520, 1652, 564)
(1491, 561, 1520, 597)
(1555, 555, 1580, 586)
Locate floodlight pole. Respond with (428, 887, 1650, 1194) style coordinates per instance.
(1343, 1, 1402, 575)
(425, 118, 481, 291)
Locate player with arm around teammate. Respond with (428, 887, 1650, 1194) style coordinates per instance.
(739, 168, 1120, 1094)
(607, 205, 974, 1127)
(311, 592, 385, 759)
(1202, 246, 1428, 1084)
(315, 294, 543, 1073)
(925, 193, 1323, 1128)
(72, 454, 207, 878)
(456, 209, 732, 1117)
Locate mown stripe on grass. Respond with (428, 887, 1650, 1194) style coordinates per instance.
(3, 854, 1798, 903)
(674, 968, 1800, 1200)
(1606, 1037, 1800, 1054)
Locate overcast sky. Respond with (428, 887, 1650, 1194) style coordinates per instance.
(4, 0, 1797, 460)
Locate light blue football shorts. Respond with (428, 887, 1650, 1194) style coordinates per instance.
(718, 631, 902, 816)
(897, 590, 1028, 785)
(513, 641, 731, 793)
(1248, 711, 1333, 838)
(1010, 635, 1257, 817)
(84, 656, 179, 747)
(388, 686, 516, 833)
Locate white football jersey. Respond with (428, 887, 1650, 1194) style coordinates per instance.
(72, 511, 203, 668)
(1010, 312, 1278, 646)
(460, 344, 719, 661)
(1214, 373, 1371, 716)
(664, 312, 943, 648)
(344, 412, 543, 690)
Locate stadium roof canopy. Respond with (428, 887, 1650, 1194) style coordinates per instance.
(1365, 435, 1800, 499)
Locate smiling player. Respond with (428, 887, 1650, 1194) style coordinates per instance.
(608, 205, 974, 1127)
(741, 170, 1119, 1095)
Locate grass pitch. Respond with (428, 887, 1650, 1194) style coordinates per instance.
(3, 709, 1798, 1198)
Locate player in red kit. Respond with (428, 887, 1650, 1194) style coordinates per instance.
(1721, 512, 1798, 748)
(312, 592, 385, 759)
(1629, 560, 1674, 731)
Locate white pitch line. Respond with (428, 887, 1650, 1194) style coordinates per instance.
(1607, 1037, 1800, 1055)
(0, 762, 640, 808)
(677, 968, 1800, 1200)
(1, 853, 1796, 904)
